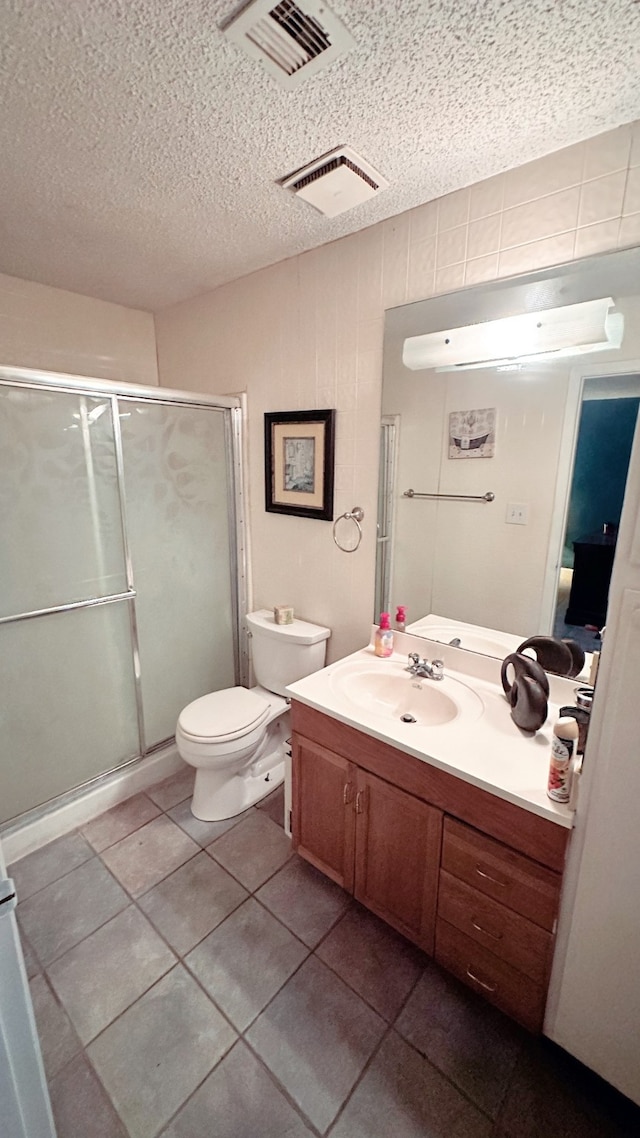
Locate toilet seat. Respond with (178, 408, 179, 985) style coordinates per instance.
(177, 686, 270, 743)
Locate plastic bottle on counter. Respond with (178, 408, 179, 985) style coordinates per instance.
(395, 605, 407, 632)
(374, 612, 394, 658)
(547, 716, 580, 803)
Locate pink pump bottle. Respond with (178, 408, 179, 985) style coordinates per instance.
(374, 612, 394, 657)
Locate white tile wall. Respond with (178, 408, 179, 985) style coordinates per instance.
(0, 273, 158, 386)
(155, 121, 640, 663)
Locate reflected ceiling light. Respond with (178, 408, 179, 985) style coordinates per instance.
(402, 297, 624, 372)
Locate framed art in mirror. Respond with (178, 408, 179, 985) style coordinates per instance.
(264, 409, 335, 520)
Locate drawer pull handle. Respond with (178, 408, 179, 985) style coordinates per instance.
(355, 789, 365, 814)
(475, 865, 507, 887)
(466, 967, 497, 993)
(471, 918, 503, 941)
(343, 782, 354, 805)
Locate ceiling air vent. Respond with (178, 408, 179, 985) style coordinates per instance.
(223, 0, 355, 89)
(280, 146, 388, 217)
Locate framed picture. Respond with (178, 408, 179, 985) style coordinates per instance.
(448, 407, 496, 459)
(264, 409, 335, 520)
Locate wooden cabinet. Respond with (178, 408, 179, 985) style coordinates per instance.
(435, 818, 561, 1031)
(291, 701, 569, 1033)
(354, 770, 441, 952)
(293, 736, 355, 892)
(440, 818, 560, 930)
(293, 737, 441, 951)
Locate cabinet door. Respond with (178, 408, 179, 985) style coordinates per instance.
(354, 770, 442, 953)
(292, 736, 356, 892)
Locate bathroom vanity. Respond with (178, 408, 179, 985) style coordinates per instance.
(287, 636, 574, 1033)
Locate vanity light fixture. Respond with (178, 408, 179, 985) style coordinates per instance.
(402, 297, 624, 372)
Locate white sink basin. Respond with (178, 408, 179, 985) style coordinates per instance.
(327, 657, 484, 727)
(414, 625, 516, 657)
(405, 616, 520, 659)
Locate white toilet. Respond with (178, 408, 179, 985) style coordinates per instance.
(176, 609, 330, 821)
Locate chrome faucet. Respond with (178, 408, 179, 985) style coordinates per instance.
(406, 652, 445, 680)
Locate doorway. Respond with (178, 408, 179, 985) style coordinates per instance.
(554, 375, 640, 652)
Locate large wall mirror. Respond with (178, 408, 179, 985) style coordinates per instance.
(376, 245, 640, 661)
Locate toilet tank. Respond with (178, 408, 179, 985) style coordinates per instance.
(246, 610, 330, 697)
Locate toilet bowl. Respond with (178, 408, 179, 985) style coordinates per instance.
(176, 610, 330, 821)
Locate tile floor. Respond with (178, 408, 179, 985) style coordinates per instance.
(11, 765, 640, 1138)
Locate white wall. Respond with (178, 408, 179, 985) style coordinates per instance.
(155, 121, 640, 662)
(0, 272, 158, 386)
(545, 404, 640, 1105)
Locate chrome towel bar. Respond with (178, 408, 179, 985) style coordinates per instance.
(403, 489, 495, 503)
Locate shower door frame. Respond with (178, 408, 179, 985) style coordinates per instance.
(0, 364, 248, 821)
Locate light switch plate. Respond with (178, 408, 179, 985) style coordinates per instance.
(506, 502, 529, 525)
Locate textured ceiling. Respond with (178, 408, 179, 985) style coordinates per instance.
(1, 0, 640, 311)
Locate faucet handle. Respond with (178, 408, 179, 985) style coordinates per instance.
(431, 659, 444, 680)
(407, 652, 420, 666)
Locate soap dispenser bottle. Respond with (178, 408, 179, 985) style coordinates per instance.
(395, 605, 407, 632)
(374, 612, 394, 658)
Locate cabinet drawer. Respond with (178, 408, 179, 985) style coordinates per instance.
(437, 870, 551, 985)
(441, 818, 561, 930)
(435, 918, 546, 1033)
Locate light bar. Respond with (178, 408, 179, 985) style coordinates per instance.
(402, 298, 624, 372)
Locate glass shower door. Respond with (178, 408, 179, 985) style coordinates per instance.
(119, 400, 236, 748)
(0, 379, 240, 828)
(0, 386, 140, 824)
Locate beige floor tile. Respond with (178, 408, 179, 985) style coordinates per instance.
(48, 906, 175, 1043)
(139, 852, 247, 956)
(19, 858, 128, 965)
(317, 903, 425, 1020)
(163, 1041, 314, 1138)
(329, 1030, 493, 1138)
(395, 961, 523, 1117)
(49, 1053, 128, 1138)
(101, 815, 199, 897)
(186, 897, 308, 1031)
(88, 966, 237, 1138)
(80, 793, 161, 852)
(207, 811, 292, 891)
(246, 955, 385, 1133)
(256, 854, 350, 947)
(10, 832, 93, 902)
(146, 765, 195, 810)
(29, 974, 80, 1080)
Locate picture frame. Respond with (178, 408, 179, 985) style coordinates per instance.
(264, 409, 335, 520)
(448, 407, 496, 459)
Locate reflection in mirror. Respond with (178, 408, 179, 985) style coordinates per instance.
(376, 246, 640, 664)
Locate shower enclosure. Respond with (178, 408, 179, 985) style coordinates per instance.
(0, 365, 246, 829)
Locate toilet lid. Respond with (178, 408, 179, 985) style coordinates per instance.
(178, 687, 270, 742)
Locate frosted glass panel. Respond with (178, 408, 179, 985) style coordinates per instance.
(0, 387, 127, 616)
(0, 602, 139, 824)
(120, 402, 235, 746)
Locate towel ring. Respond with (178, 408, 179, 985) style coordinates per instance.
(333, 506, 364, 553)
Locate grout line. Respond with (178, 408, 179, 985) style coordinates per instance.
(11, 836, 95, 904)
(152, 1035, 241, 1138)
(391, 958, 526, 1123)
(325, 959, 430, 1134)
(30, 885, 131, 970)
(81, 794, 163, 854)
(240, 1036, 326, 1138)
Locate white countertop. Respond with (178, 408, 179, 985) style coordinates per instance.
(287, 630, 577, 829)
(405, 613, 593, 684)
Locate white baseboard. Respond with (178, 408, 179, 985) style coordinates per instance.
(2, 746, 183, 865)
